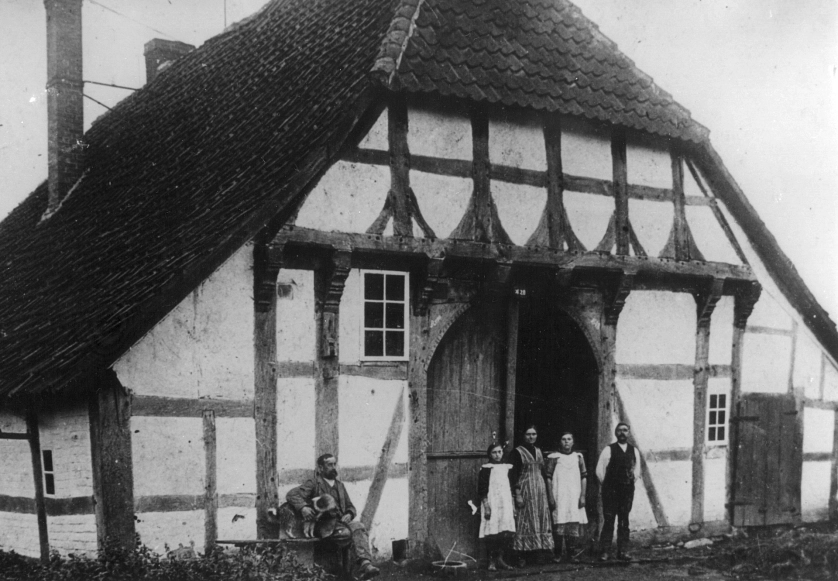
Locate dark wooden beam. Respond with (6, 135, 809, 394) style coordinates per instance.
(132, 396, 253, 418)
(733, 283, 762, 329)
(611, 126, 629, 255)
(504, 296, 520, 448)
(26, 405, 49, 563)
(0, 431, 29, 440)
(388, 96, 412, 237)
(603, 270, 635, 326)
(276, 227, 758, 291)
(89, 370, 136, 553)
(254, 238, 281, 539)
(360, 388, 405, 530)
(616, 363, 731, 381)
(691, 278, 724, 526)
(661, 149, 704, 261)
(450, 103, 512, 244)
(314, 250, 351, 458)
(203, 410, 218, 552)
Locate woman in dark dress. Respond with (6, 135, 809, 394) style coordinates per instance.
(509, 425, 554, 566)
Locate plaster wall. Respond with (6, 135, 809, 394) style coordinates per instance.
(293, 161, 389, 234)
(563, 191, 612, 250)
(626, 134, 671, 189)
(492, 181, 545, 246)
(410, 171, 472, 239)
(47, 515, 97, 557)
(616, 291, 696, 365)
(488, 108, 546, 171)
(627, 199, 673, 257)
(627, 475, 658, 530)
(560, 116, 611, 181)
(276, 377, 316, 475)
(801, 461, 832, 522)
(803, 408, 834, 454)
(277, 269, 316, 362)
(618, 379, 694, 450)
(795, 333, 824, 400)
(407, 102, 471, 160)
(39, 405, 92, 499)
(0, 412, 31, 497)
(824, 364, 838, 401)
(338, 376, 407, 467)
(339, 270, 362, 364)
(114, 245, 254, 401)
(741, 332, 793, 394)
(131, 416, 205, 497)
(644, 460, 692, 526)
(0, 512, 39, 557)
(358, 108, 388, 150)
(135, 510, 204, 555)
(218, 507, 257, 541)
(685, 206, 742, 265)
(217, 418, 256, 496)
(708, 296, 734, 365)
(703, 454, 728, 522)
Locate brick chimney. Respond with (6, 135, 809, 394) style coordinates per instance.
(44, 0, 84, 216)
(143, 39, 194, 84)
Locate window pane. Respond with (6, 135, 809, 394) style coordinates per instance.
(719, 394, 726, 408)
(365, 273, 384, 300)
(708, 427, 716, 441)
(42, 450, 53, 472)
(365, 331, 383, 357)
(364, 302, 384, 328)
(385, 303, 405, 329)
(386, 274, 405, 301)
(709, 411, 717, 425)
(45, 473, 55, 495)
(718, 411, 725, 424)
(385, 331, 405, 357)
(709, 394, 717, 408)
(718, 427, 725, 441)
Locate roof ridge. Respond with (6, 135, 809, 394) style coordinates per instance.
(372, 0, 426, 87)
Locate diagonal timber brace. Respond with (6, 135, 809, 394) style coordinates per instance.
(694, 277, 726, 328)
(604, 270, 636, 326)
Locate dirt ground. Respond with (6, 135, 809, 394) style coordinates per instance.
(375, 524, 838, 581)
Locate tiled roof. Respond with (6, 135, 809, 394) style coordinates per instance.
(373, 0, 709, 142)
(0, 0, 395, 397)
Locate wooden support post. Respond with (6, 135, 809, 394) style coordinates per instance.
(449, 103, 512, 244)
(504, 296, 520, 447)
(829, 410, 838, 520)
(691, 279, 724, 526)
(254, 240, 283, 539)
(726, 283, 760, 525)
(388, 96, 412, 237)
(203, 410, 218, 552)
(527, 117, 584, 251)
(27, 405, 49, 563)
(314, 250, 351, 458)
(407, 307, 430, 557)
(596, 322, 617, 537)
(360, 388, 405, 530)
(88, 370, 136, 553)
(611, 126, 629, 256)
(662, 149, 704, 261)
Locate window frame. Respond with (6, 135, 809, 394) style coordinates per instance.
(705, 385, 730, 446)
(42, 449, 56, 496)
(359, 269, 410, 362)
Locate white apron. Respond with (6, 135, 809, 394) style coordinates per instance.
(549, 452, 588, 525)
(479, 463, 516, 538)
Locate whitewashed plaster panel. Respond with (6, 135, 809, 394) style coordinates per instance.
(216, 418, 256, 495)
(277, 268, 315, 362)
(294, 161, 389, 233)
(131, 416, 205, 496)
(410, 171, 473, 239)
(135, 510, 204, 555)
(741, 332, 793, 393)
(617, 291, 696, 365)
(488, 108, 546, 171)
(626, 134, 671, 188)
(492, 181, 546, 245)
(339, 270, 362, 364)
(39, 405, 92, 498)
(627, 198, 673, 257)
(803, 408, 834, 454)
(685, 206, 742, 265)
(407, 103, 472, 160)
(801, 461, 831, 522)
(338, 376, 406, 468)
(644, 460, 692, 526)
(824, 363, 838, 401)
(708, 295, 734, 365)
(357, 108, 388, 150)
(560, 116, 611, 181)
(795, 332, 824, 399)
(563, 191, 613, 250)
(617, 378, 693, 449)
(703, 455, 728, 522)
(276, 377, 316, 472)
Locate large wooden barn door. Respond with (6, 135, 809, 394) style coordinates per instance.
(731, 393, 802, 526)
(427, 301, 506, 560)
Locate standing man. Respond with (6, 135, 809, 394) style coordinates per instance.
(595, 423, 641, 561)
(286, 453, 380, 579)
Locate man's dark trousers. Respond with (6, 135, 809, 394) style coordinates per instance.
(598, 442, 636, 556)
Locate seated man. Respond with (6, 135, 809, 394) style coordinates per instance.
(287, 453, 380, 580)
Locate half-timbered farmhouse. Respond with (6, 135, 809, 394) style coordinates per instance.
(1, 0, 837, 563)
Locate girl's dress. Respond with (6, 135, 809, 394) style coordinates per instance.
(510, 445, 554, 551)
(477, 463, 516, 538)
(546, 451, 588, 536)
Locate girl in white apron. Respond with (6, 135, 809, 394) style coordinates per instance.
(545, 432, 588, 563)
(477, 443, 516, 570)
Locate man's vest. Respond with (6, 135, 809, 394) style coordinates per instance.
(603, 442, 636, 489)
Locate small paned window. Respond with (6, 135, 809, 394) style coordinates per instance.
(707, 389, 729, 444)
(42, 450, 55, 495)
(361, 271, 409, 360)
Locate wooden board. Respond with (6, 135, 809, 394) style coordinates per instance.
(732, 393, 801, 526)
(426, 301, 505, 560)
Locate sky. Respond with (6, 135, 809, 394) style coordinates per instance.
(1, 0, 837, 319)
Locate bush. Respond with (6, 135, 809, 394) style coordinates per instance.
(0, 539, 330, 581)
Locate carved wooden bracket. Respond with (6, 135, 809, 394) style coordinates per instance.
(253, 242, 284, 313)
(694, 278, 725, 329)
(604, 270, 636, 326)
(414, 253, 446, 316)
(733, 281, 762, 329)
(316, 249, 352, 358)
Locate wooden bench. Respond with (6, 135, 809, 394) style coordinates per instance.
(216, 538, 352, 576)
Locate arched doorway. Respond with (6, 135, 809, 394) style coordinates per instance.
(514, 294, 600, 475)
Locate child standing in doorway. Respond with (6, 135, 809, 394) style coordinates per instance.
(546, 432, 588, 563)
(477, 443, 516, 570)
